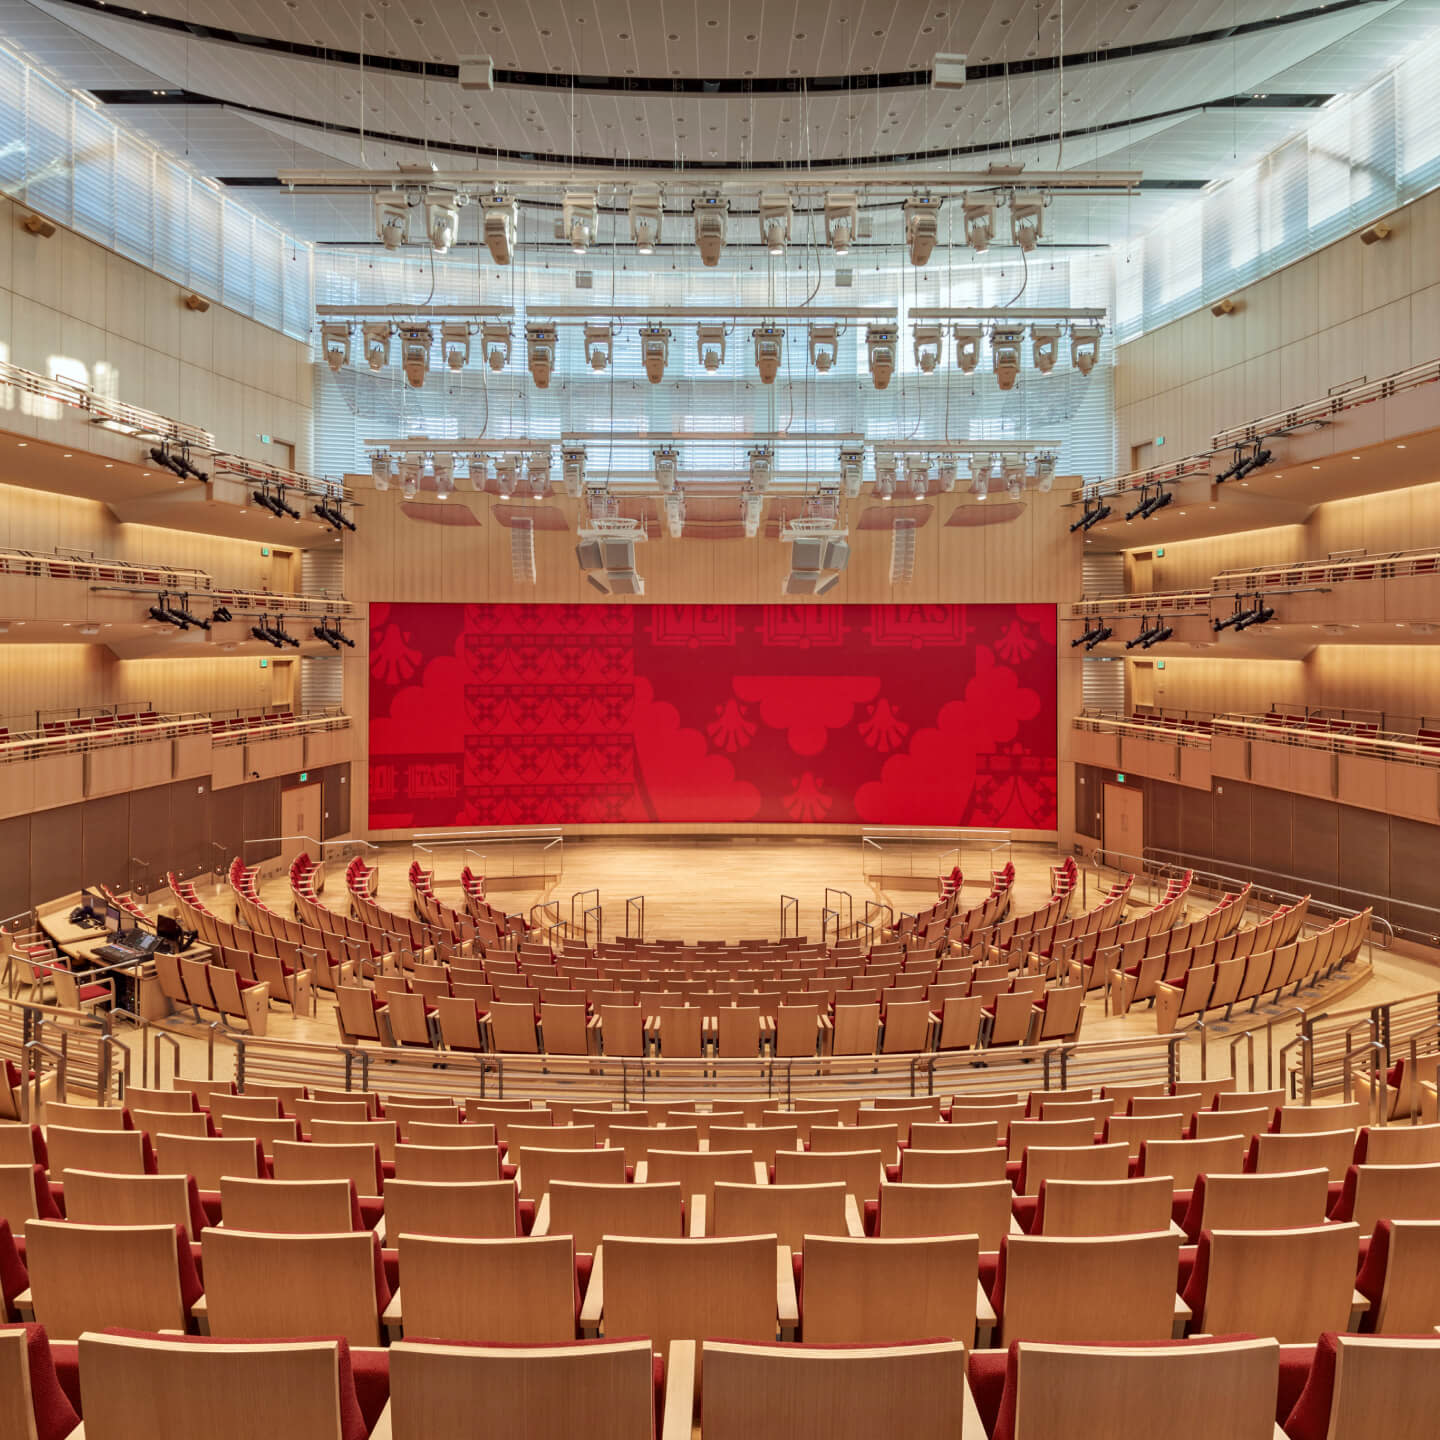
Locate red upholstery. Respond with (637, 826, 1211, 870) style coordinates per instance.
(0, 1221, 29, 1323)
(29, 1165, 64, 1223)
(0, 1325, 79, 1440)
(1351, 1219, 1391, 1331)
(1178, 1230, 1214, 1331)
(96, 1329, 370, 1440)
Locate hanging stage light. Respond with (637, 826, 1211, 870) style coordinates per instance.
(991, 325, 1024, 391)
(913, 324, 943, 373)
(839, 447, 865, 498)
(1010, 191, 1045, 251)
(362, 322, 391, 371)
(1071, 323, 1101, 376)
(482, 322, 511, 371)
(753, 326, 783, 384)
(1032, 324, 1061, 374)
(867, 326, 897, 390)
(482, 194, 517, 264)
(562, 189, 598, 253)
(759, 193, 792, 256)
(584, 323, 612, 371)
(904, 195, 942, 265)
(824, 191, 859, 254)
(629, 186, 663, 254)
(954, 322, 982, 374)
(373, 192, 409, 249)
(693, 195, 729, 266)
(526, 324, 558, 388)
(399, 324, 433, 388)
(640, 325, 672, 383)
(441, 322, 470, 371)
(425, 195, 460, 253)
(809, 324, 839, 372)
(962, 193, 995, 252)
(697, 324, 726, 372)
(321, 323, 351, 373)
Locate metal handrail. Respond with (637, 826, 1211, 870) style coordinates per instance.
(1278, 1032, 1314, 1101)
(824, 889, 854, 939)
(779, 896, 799, 940)
(1342, 1038, 1387, 1120)
(570, 889, 600, 934)
(624, 897, 645, 941)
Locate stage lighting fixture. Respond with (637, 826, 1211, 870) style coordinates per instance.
(991, 325, 1023, 390)
(1032, 324, 1060, 374)
(1034, 452, 1057, 492)
(839, 447, 865, 498)
(1143, 487, 1173, 518)
(874, 454, 897, 502)
(697, 324, 726, 371)
(584, 322, 612, 371)
(322, 323, 351, 373)
(1142, 623, 1174, 648)
(493, 455, 518, 500)
(1234, 445, 1273, 481)
(148, 592, 188, 630)
(640, 325, 671, 383)
(1125, 487, 1150, 521)
(759, 193, 791, 256)
(867, 326, 897, 390)
(905, 454, 931, 497)
(809, 324, 838, 372)
(968, 453, 991, 502)
(913, 324, 943, 373)
(425, 196, 460, 253)
(1125, 624, 1152, 650)
(435, 322, 469, 373)
(526, 450, 552, 497)
(1084, 624, 1114, 650)
(398, 452, 423, 500)
(482, 322, 511, 372)
(937, 459, 958, 493)
(431, 454, 454, 501)
(1071, 622, 1103, 648)
(1010, 191, 1045, 251)
(463, 453, 487, 492)
(1215, 447, 1248, 483)
(1071, 323, 1101, 376)
(904, 195, 942, 265)
(748, 446, 774, 492)
(629, 186, 662, 253)
(211, 604, 233, 625)
(742, 491, 764, 538)
(753, 326, 783, 384)
(373, 191, 409, 249)
(954, 322, 982, 373)
(652, 447, 678, 492)
(363, 322, 391, 371)
(1000, 451, 1026, 500)
(272, 619, 299, 648)
(1233, 601, 1276, 632)
(693, 195, 728, 266)
(313, 498, 356, 530)
(562, 189, 597, 253)
(962, 193, 995, 252)
(250, 623, 275, 646)
(312, 619, 354, 650)
(664, 492, 685, 539)
(526, 323, 558, 388)
(1070, 494, 1111, 532)
(562, 448, 586, 497)
(399, 324, 432, 388)
(824, 191, 859, 254)
(482, 194, 517, 264)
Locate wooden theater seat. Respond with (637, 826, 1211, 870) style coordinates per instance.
(533, 1180, 686, 1251)
(392, 1144, 501, 1183)
(900, 1147, 1009, 1185)
(709, 1181, 859, 1250)
(382, 1178, 519, 1240)
(1033, 1176, 1176, 1238)
(876, 1179, 1016, 1250)
(218, 1176, 357, 1234)
(1282, 1333, 1440, 1440)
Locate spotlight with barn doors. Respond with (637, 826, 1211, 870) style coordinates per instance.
(482, 323, 511, 372)
(867, 326, 897, 390)
(640, 325, 671, 384)
(962, 194, 995, 252)
(629, 187, 662, 254)
(397, 453, 422, 500)
(824, 191, 859, 254)
(1009, 192, 1045, 251)
(562, 190, 597, 253)
(753, 326, 783, 384)
(759, 194, 791, 256)
(1032, 324, 1060, 374)
(693, 195, 728, 266)
(1070, 323, 1101, 376)
(373, 192, 409, 249)
(441, 322, 470, 371)
(904, 195, 942, 265)
(809, 324, 838, 372)
(482, 195, 517, 264)
(967, 453, 991, 502)
(399, 325, 432, 388)
(363, 322, 391, 372)
(526, 324, 558, 388)
(425, 196, 460, 253)
(954, 323, 982, 374)
(991, 326, 1024, 390)
(322, 324, 350, 373)
(584, 323, 612, 371)
(696, 324, 726, 372)
(913, 324, 943, 373)
(839, 447, 865, 498)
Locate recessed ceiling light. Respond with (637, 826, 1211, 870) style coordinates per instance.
(17, 442, 26, 447)
(63, 452, 71, 458)
(1397, 443, 1407, 449)
(1350, 455, 1360, 460)
(1311, 464, 1320, 470)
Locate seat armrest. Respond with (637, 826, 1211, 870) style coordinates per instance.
(976, 1279, 997, 1329)
(845, 1193, 865, 1237)
(13, 1289, 33, 1321)
(532, 1194, 551, 1236)
(367, 1402, 394, 1440)
(753, 1160, 767, 1185)
(963, 1375, 988, 1439)
(1172, 1293, 1192, 1339)
(190, 1293, 209, 1334)
(776, 1244, 799, 1339)
(662, 1341, 697, 1440)
(689, 1194, 706, 1237)
(1009, 1215, 1023, 1235)
(634, 1160, 648, 1185)
(578, 1245, 604, 1335)
(381, 1288, 403, 1339)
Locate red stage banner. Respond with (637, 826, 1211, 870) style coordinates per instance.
(368, 603, 1057, 829)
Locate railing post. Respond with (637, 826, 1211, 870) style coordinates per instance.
(234, 1036, 246, 1092)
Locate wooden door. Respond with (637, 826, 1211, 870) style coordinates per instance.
(1103, 783, 1144, 867)
(1131, 660, 1155, 710)
(280, 781, 322, 861)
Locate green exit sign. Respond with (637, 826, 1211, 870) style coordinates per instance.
(1154, 435, 1166, 447)
(261, 546, 270, 557)
(1116, 773, 1126, 783)
(259, 659, 269, 669)
(1156, 547, 1165, 557)
(260, 434, 272, 445)
(299, 771, 309, 783)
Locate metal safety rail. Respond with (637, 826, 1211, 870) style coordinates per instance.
(1294, 990, 1440, 1100)
(0, 996, 132, 1115)
(230, 1032, 1184, 1108)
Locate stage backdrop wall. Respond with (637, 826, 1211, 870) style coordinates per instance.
(368, 603, 1057, 829)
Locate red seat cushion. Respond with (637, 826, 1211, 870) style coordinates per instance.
(0, 1222, 31, 1323)
(1, 1324, 79, 1440)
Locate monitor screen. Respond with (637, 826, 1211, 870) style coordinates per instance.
(105, 904, 123, 930)
(155, 915, 181, 941)
(80, 892, 102, 917)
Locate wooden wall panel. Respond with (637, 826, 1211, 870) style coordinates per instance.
(1212, 782, 1252, 875)
(168, 779, 210, 873)
(128, 784, 171, 891)
(209, 785, 247, 868)
(1390, 817, 1440, 943)
(1074, 768, 1102, 839)
(243, 778, 282, 863)
(1178, 786, 1215, 866)
(30, 804, 83, 905)
(1292, 794, 1341, 908)
(1338, 805, 1389, 913)
(82, 792, 131, 892)
(0, 815, 29, 922)
(321, 763, 351, 840)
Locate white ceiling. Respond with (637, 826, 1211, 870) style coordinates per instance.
(4, 0, 1440, 244)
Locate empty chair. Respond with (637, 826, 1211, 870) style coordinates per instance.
(1006, 1119, 1095, 1163)
(534, 1180, 686, 1253)
(709, 1126, 800, 1167)
(1192, 1107, 1270, 1141)
(1339, 1162, 1440, 1233)
(389, 1234, 577, 1342)
(383, 1179, 519, 1240)
(1248, 1130, 1355, 1183)
(121, 1087, 198, 1113)
(130, 1108, 210, 1139)
(1354, 1219, 1440, 1333)
(44, 1103, 127, 1131)
(218, 1176, 358, 1234)
(201, 1228, 386, 1345)
(1281, 1332, 1440, 1440)
(1018, 1143, 1129, 1197)
(994, 1335, 1281, 1440)
(393, 1145, 501, 1183)
(408, 1121, 497, 1148)
(909, 1121, 1002, 1151)
(24, 1220, 198, 1339)
(691, 1338, 971, 1440)
(710, 1181, 856, 1251)
(272, 1140, 382, 1196)
(639, 1149, 757, 1208)
(46, 1126, 150, 1180)
(654, 1005, 704, 1059)
(61, 1168, 206, 1238)
(1180, 1168, 1330, 1243)
(810, 1124, 899, 1168)
(154, 1133, 265, 1192)
(1104, 1112, 1185, 1159)
(76, 1332, 357, 1440)
(830, 1004, 881, 1057)
(293, 1098, 371, 1133)
(1139, 1135, 1248, 1190)
(385, 1337, 657, 1440)
(1034, 1176, 1175, 1238)
(1181, 1223, 1361, 1341)
(876, 1179, 1014, 1250)
(513, 1145, 626, 1201)
(219, 1114, 300, 1158)
(774, 1149, 886, 1205)
(900, 1147, 1008, 1185)
(1353, 1123, 1440, 1166)
(1275, 1101, 1367, 1134)
(606, 1126, 701, 1170)
(595, 1005, 646, 1058)
(801, 1235, 982, 1345)
(211, 1093, 282, 1126)
(995, 1232, 1184, 1345)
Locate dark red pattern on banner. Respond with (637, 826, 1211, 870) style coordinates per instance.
(368, 603, 1057, 828)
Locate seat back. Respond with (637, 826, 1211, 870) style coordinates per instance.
(1104, 1113, 1185, 1158)
(397, 1233, 576, 1342)
(1006, 1119, 1095, 1162)
(1195, 1224, 1359, 1341)
(408, 1122, 497, 1149)
(802, 1235, 979, 1344)
(1020, 1142, 1129, 1196)
(1359, 1124, 1440, 1166)
(46, 1102, 127, 1131)
(507, 1123, 594, 1153)
(62, 1169, 194, 1234)
(642, 1149, 756, 1207)
(1193, 1107, 1270, 1141)
(1350, 1162, 1440, 1234)
(309, 1118, 398, 1163)
(77, 1333, 348, 1440)
(809, 1125, 898, 1167)
(1252, 1130, 1355, 1183)
(773, 1149, 885, 1204)
(393, 1144, 501, 1183)
(131, 1108, 209, 1139)
(202, 1228, 381, 1345)
(1317, 1334, 1440, 1440)
(606, 1126, 700, 1169)
(1000, 1232, 1182, 1344)
(155, 1134, 263, 1190)
(545, 1180, 685, 1254)
(26, 1220, 185, 1340)
(1275, 1101, 1366, 1134)
(1197, 1168, 1330, 1233)
(386, 1337, 656, 1440)
(900, 1146, 1007, 1184)
(1374, 1220, 1440, 1332)
(877, 1179, 1012, 1250)
(382, 1179, 518, 1240)
(514, 1145, 625, 1200)
(219, 1176, 355, 1233)
(1140, 1135, 1247, 1189)
(708, 1126, 799, 1166)
(273, 1139, 381, 1196)
(1036, 1176, 1174, 1237)
(710, 1181, 849, 1252)
(219, 1115, 300, 1158)
(46, 1126, 147, 1178)
(908, 1121, 1002, 1152)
